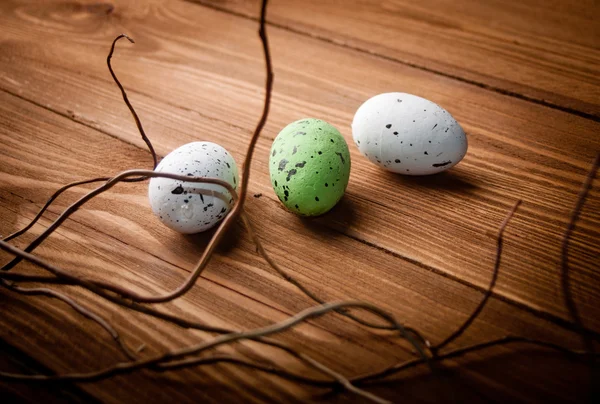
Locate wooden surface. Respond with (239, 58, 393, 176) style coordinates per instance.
(0, 0, 598, 402)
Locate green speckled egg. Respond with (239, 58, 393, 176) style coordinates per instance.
(269, 118, 351, 216)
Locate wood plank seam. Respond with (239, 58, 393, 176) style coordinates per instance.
(184, 0, 600, 123)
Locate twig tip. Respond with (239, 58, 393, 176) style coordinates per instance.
(121, 33, 135, 44)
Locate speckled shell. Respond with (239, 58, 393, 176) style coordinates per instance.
(269, 119, 351, 216)
(352, 92, 468, 175)
(148, 142, 238, 234)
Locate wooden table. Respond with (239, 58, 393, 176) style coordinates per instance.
(1, 0, 598, 402)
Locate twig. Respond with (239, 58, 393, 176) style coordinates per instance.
(1, 280, 137, 360)
(353, 335, 597, 385)
(240, 212, 432, 356)
(0, 170, 241, 305)
(236, 0, 273, 207)
(561, 153, 599, 356)
(3, 178, 109, 242)
(434, 200, 522, 352)
(3, 35, 159, 243)
(1, 0, 597, 400)
(0, 300, 410, 404)
(156, 354, 332, 386)
(560, 153, 599, 399)
(107, 34, 157, 169)
(2, 176, 150, 242)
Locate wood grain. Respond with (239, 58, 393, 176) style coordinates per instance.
(0, 0, 599, 402)
(0, 83, 593, 403)
(192, 0, 600, 118)
(1, 0, 597, 329)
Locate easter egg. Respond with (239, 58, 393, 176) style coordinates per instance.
(269, 119, 351, 216)
(148, 141, 238, 234)
(352, 92, 468, 175)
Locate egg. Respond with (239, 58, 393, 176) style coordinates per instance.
(269, 119, 351, 216)
(352, 92, 467, 175)
(148, 142, 238, 234)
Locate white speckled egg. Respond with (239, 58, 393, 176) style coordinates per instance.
(352, 92, 467, 175)
(148, 142, 238, 234)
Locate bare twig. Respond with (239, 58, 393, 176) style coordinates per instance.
(560, 153, 599, 399)
(2, 176, 151, 243)
(240, 212, 432, 355)
(434, 200, 522, 352)
(561, 153, 599, 355)
(3, 35, 158, 244)
(3, 177, 110, 242)
(1, 280, 137, 360)
(107, 34, 157, 169)
(354, 335, 597, 385)
(0, 301, 410, 404)
(0, 170, 241, 304)
(236, 0, 273, 207)
(1, 0, 597, 401)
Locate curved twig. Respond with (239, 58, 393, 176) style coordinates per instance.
(2, 176, 148, 242)
(354, 335, 597, 385)
(0, 300, 414, 404)
(1, 280, 138, 360)
(434, 200, 522, 351)
(561, 153, 599, 356)
(1, 170, 241, 304)
(107, 34, 157, 169)
(240, 212, 432, 354)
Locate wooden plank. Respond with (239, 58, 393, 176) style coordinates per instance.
(0, 340, 97, 404)
(191, 0, 600, 118)
(1, 0, 599, 402)
(0, 0, 597, 330)
(0, 72, 594, 403)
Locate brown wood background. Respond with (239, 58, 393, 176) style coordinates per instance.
(0, 0, 598, 402)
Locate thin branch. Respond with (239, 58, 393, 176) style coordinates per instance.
(0, 273, 69, 284)
(354, 335, 597, 385)
(0, 300, 411, 404)
(0, 238, 390, 403)
(107, 34, 157, 169)
(434, 200, 522, 351)
(3, 36, 157, 243)
(236, 0, 274, 207)
(1, 280, 137, 360)
(2, 176, 149, 242)
(0, 170, 241, 305)
(240, 212, 432, 358)
(561, 153, 599, 356)
(157, 354, 332, 386)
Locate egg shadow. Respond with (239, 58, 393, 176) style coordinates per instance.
(182, 218, 245, 256)
(296, 195, 357, 236)
(377, 167, 479, 193)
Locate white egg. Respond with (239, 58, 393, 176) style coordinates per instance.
(352, 92, 467, 175)
(148, 142, 238, 234)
